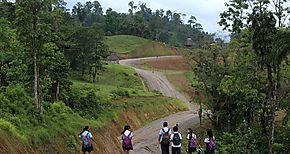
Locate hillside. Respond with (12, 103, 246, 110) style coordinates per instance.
(0, 64, 188, 154)
(105, 35, 179, 58)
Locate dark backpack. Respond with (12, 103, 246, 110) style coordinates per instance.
(81, 132, 91, 148)
(207, 137, 216, 151)
(172, 133, 181, 145)
(122, 132, 132, 149)
(161, 128, 170, 144)
(188, 134, 197, 148)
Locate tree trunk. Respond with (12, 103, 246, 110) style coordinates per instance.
(33, 11, 41, 113)
(34, 52, 41, 113)
(267, 65, 275, 154)
(56, 81, 60, 102)
(92, 67, 96, 83)
(269, 99, 275, 154)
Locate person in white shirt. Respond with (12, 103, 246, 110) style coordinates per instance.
(186, 128, 198, 154)
(79, 126, 97, 154)
(170, 126, 182, 154)
(204, 128, 216, 154)
(158, 121, 171, 154)
(121, 125, 133, 154)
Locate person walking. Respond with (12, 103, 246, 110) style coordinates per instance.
(79, 126, 97, 154)
(204, 128, 216, 154)
(158, 122, 171, 154)
(170, 126, 182, 154)
(121, 125, 133, 154)
(186, 128, 198, 154)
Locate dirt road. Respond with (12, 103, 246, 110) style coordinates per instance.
(119, 56, 199, 154)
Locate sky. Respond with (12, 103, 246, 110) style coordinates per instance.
(66, 0, 229, 36)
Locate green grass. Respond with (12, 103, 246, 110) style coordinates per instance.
(105, 35, 179, 58)
(0, 52, 190, 153)
(105, 35, 150, 54)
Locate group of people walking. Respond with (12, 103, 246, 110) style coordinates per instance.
(79, 123, 216, 154)
(158, 122, 216, 154)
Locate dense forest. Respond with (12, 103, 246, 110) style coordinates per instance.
(190, 0, 290, 153)
(0, 0, 290, 154)
(0, 0, 213, 110)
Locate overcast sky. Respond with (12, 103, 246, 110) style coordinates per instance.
(66, 0, 229, 35)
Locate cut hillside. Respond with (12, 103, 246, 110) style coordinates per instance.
(105, 35, 179, 58)
(0, 63, 188, 154)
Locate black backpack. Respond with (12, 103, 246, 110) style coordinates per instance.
(161, 128, 170, 144)
(172, 133, 181, 145)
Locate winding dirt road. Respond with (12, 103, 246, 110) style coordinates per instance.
(119, 56, 199, 154)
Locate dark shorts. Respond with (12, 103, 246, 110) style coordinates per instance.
(122, 142, 133, 151)
(82, 145, 93, 153)
(188, 146, 196, 153)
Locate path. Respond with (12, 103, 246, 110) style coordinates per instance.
(119, 56, 199, 154)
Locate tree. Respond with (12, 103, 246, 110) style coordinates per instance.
(219, 0, 290, 153)
(15, 0, 54, 113)
(188, 15, 197, 27)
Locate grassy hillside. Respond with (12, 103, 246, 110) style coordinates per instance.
(105, 35, 179, 58)
(0, 63, 188, 154)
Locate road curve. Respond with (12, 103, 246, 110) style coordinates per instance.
(119, 56, 199, 154)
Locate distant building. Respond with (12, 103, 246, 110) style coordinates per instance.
(107, 53, 120, 64)
(184, 37, 194, 48)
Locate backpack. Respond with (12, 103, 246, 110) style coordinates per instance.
(188, 134, 197, 148)
(122, 132, 132, 149)
(81, 132, 91, 148)
(172, 133, 181, 145)
(161, 128, 170, 144)
(207, 137, 216, 151)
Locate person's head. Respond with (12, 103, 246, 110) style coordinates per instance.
(163, 122, 168, 127)
(187, 128, 192, 134)
(121, 125, 131, 134)
(80, 126, 90, 135)
(84, 126, 89, 131)
(173, 126, 178, 132)
(207, 128, 213, 139)
(124, 125, 130, 131)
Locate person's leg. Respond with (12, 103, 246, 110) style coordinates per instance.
(177, 147, 181, 154)
(161, 144, 165, 154)
(172, 147, 177, 154)
(165, 144, 169, 154)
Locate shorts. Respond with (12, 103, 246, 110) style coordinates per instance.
(122, 142, 133, 151)
(82, 145, 93, 153)
(188, 146, 196, 153)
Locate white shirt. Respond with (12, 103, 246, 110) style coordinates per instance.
(122, 130, 133, 139)
(159, 127, 171, 142)
(187, 133, 197, 140)
(170, 132, 182, 147)
(79, 130, 93, 139)
(204, 136, 215, 143)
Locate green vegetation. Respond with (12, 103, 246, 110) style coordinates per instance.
(105, 35, 150, 54)
(105, 35, 178, 58)
(0, 62, 187, 153)
(185, 0, 290, 153)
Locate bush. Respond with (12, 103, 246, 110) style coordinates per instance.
(112, 88, 130, 97)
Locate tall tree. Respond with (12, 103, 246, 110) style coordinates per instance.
(219, 0, 290, 153)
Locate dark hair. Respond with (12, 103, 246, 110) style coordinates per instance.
(80, 126, 89, 135)
(163, 122, 168, 127)
(207, 128, 213, 139)
(173, 126, 178, 132)
(188, 128, 193, 134)
(188, 128, 193, 139)
(121, 125, 130, 135)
